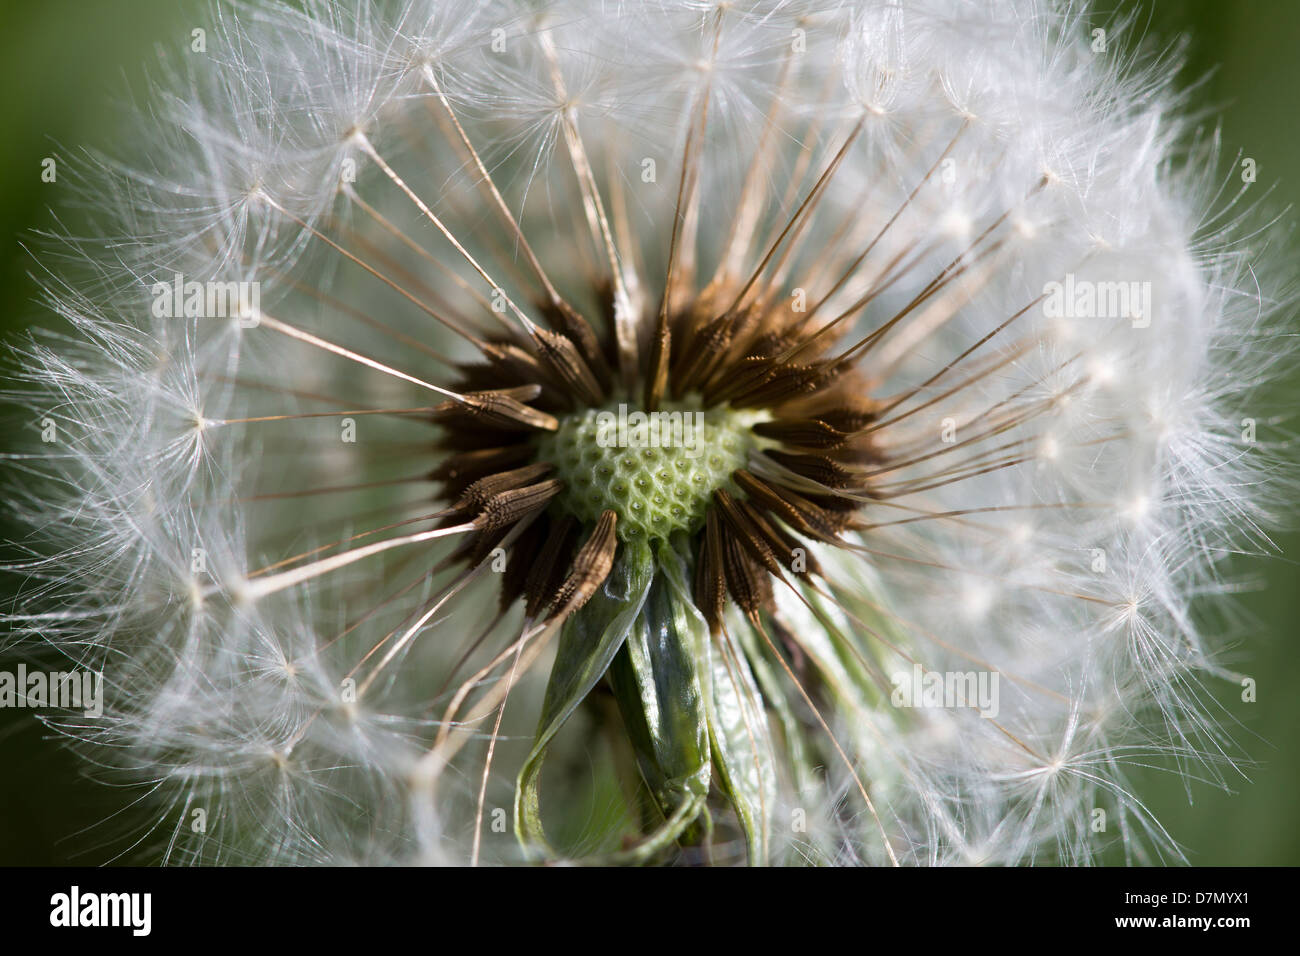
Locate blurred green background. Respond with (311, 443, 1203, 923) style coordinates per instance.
(0, 0, 1296, 864)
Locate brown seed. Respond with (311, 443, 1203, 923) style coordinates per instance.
(550, 510, 619, 619)
(694, 507, 726, 633)
(728, 361, 833, 407)
(500, 516, 547, 611)
(671, 313, 733, 396)
(434, 388, 558, 432)
(713, 489, 784, 578)
(751, 418, 851, 450)
(450, 461, 555, 519)
(536, 298, 613, 390)
(733, 469, 842, 542)
(474, 478, 564, 533)
(814, 405, 877, 433)
(429, 444, 536, 496)
(531, 326, 606, 407)
(739, 498, 824, 578)
(763, 449, 858, 489)
(476, 343, 551, 391)
(643, 315, 672, 412)
(523, 515, 580, 620)
(718, 515, 772, 618)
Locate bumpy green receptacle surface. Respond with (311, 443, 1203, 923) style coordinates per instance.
(538, 401, 756, 542)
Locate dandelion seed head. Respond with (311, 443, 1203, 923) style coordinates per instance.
(4, 0, 1293, 866)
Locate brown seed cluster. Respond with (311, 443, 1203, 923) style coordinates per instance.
(430, 287, 883, 630)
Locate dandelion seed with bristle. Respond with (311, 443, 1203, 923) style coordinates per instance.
(5, 0, 1292, 866)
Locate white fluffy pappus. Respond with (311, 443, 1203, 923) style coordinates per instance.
(2, 0, 1294, 866)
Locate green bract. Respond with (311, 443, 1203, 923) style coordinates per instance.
(516, 537, 779, 863)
